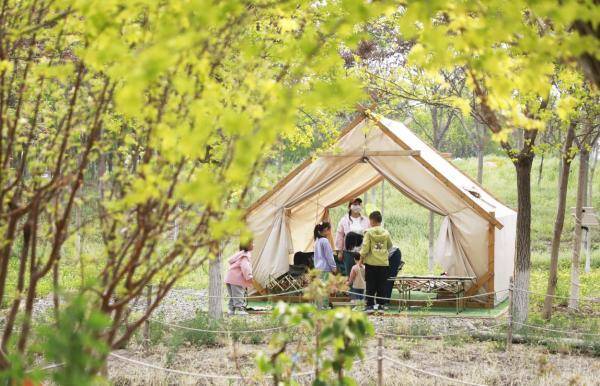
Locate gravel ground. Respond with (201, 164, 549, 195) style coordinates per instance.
(108, 334, 600, 386)
(27, 288, 210, 322)
(24, 290, 600, 385)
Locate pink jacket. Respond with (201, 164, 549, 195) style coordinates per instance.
(224, 250, 253, 288)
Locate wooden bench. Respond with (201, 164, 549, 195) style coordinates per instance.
(388, 275, 476, 313)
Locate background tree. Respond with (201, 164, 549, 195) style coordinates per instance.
(384, 0, 599, 325)
(543, 73, 599, 318)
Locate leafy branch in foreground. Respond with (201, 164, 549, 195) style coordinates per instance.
(0, 0, 393, 380)
(258, 275, 372, 386)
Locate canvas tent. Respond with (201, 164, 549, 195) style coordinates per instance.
(246, 109, 516, 305)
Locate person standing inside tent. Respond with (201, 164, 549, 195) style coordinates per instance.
(335, 198, 370, 276)
(314, 222, 338, 277)
(359, 211, 392, 313)
(313, 222, 337, 309)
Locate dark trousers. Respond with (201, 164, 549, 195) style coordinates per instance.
(385, 249, 402, 303)
(350, 288, 364, 300)
(365, 264, 389, 308)
(343, 250, 358, 277)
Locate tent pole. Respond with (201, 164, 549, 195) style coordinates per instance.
(487, 221, 496, 308)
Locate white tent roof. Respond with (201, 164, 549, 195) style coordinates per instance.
(246, 110, 516, 304)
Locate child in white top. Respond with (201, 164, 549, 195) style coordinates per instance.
(347, 254, 365, 300)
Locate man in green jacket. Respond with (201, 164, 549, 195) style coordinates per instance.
(359, 211, 392, 313)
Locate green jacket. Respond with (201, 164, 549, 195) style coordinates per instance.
(360, 226, 392, 266)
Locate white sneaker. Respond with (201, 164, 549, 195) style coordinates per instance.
(227, 309, 235, 316)
(236, 308, 249, 315)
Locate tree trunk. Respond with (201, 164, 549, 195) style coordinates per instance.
(585, 142, 597, 274)
(588, 142, 597, 207)
(513, 156, 534, 326)
(208, 243, 223, 320)
(542, 122, 575, 320)
(380, 180, 385, 221)
(569, 148, 589, 310)
(428, 211, 435, 272)
(475, 118, 486, 184)
(477, 147, 484, 184)
(537, 155, 544, 187)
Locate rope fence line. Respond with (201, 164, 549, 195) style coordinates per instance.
(511, 287, 600, 303)
(341, 289, 509, 303)
(160, 285, 598, 303)
(109, 352, 376, 380)
(375, 322, 508, 339)
(151, 317, 508, 338)
(382, 355, 485, 386)
(165, 287, 305, 299)
(27, 362, 64, 373)
(512, 321, 600, 337)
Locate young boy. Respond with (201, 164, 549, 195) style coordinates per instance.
(347, 254, 365, 302)
(359, 211, 392, 313)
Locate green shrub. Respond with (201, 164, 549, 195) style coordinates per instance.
(168, 311, 222, 355)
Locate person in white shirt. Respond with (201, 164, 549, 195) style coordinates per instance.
(334, 198, 370, 276)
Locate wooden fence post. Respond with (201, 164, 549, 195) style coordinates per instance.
(143, 284, 152, 348)
(506, 276, 513, 351)
(377, 336, 383, 386)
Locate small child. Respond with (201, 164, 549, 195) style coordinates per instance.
(224, 240, 254, 316)
(313, 222, 337, 309)
(359, 211, 392, 313)
(347, 254, 365, 301)
(313, 222, 337, 276)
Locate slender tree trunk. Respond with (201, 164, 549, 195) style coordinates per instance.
(477, 147, 484, 184)
(380, 180, 385, 221)
(585, 142, 597, 274)
(76, 200, 85, 289)
(475, 118, 486, 184)
(208, 242, 223, 320)
(277, 151, 284, 178)
(428, 211, 435, 272)
(543, 122, 575, 319)
(570, 148, 589, 310)
(537, 155, 544, 187)
(513, 156, 534, 325)
(557, 157, 563, 192)
(588, 143, 597, 207)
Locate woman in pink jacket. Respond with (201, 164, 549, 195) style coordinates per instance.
(224, 240, 254, 316)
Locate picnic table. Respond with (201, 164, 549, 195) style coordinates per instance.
(388, 275, 476, 313)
